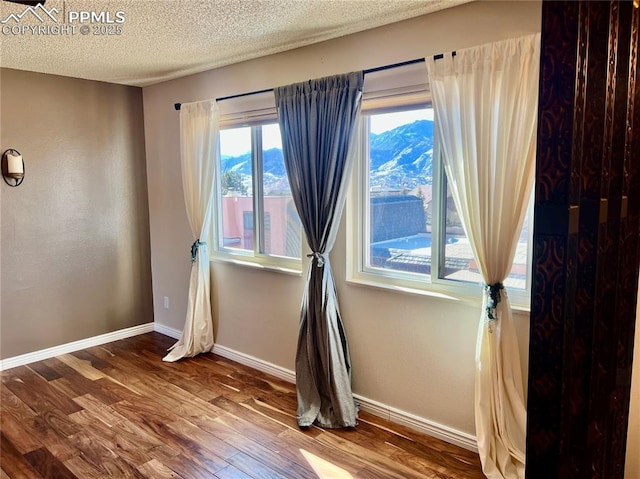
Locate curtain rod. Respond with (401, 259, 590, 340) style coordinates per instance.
(174, 52, 455, 111)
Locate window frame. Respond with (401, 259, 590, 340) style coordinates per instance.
(347, 100, 532, 309)
(211, 121, 303, 274)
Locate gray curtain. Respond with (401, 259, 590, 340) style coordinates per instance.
(275, 72, 364, 428)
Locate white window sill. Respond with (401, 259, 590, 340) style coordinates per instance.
(346, 272, 531, 313)
(211, 254, 302, 276)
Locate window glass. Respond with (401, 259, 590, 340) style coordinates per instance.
(366, 109, 434, 275)
(260, 124, 301, 258)
(358, 104, 531, 299)
(219, 127, 253, 251)
(217, 123, 301, 265)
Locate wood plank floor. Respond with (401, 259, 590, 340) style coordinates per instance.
(0, 332, 485, 478)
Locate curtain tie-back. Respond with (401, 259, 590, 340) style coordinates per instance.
(484, 282, 504, 325)
(307, 251, 325, 267)
(190, 239, 206, 263)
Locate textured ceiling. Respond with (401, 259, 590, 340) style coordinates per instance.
(0, 0, 469, 87)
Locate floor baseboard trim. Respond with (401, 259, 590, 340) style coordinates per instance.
(151, 325, 479, 453)
(153, 323, 296, 384)
(0, 322, 155, 371)
(153, 323, 182, 340)
(212, 344, 297, 385)
(353, 394, 478, 452)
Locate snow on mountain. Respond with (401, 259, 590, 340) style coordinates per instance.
(220, 119, 434, 192)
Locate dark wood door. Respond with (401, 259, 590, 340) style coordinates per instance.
(527, 2, 640, 478)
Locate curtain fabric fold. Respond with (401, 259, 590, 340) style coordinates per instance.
(275, 72, 364, 428)
(164, 100, 219, 362)
(427, 33, 540, 478)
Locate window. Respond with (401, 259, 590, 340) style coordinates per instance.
(350, 104, 532, 305)
(215, 122, 302, 271)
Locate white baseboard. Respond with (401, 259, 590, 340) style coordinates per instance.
(0, 322, 154, 371)
(354, 394, 478, 451)
(152, 323, 296, 384)
(153, 323, 479, 453)
(212, 344, 297, 385)
(153, 322, 182, 340)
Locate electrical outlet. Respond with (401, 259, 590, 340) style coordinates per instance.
(163, 296, 170, 309)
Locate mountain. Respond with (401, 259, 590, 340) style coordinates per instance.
(220, 119, 434, 193)
(221, 148, 290, 194)
(221, 148, 285, 177)
(221, 151, 250, 175)
(369, 119, 434, 190)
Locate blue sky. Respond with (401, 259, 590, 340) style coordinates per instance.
(370, 108, 433, 134)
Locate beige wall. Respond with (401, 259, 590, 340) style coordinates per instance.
(143, 1, 541, 436)
(626, 284, 640, 478)
(0, 69, 153, 359)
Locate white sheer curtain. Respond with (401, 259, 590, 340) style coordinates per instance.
(164, 100, 219, 362)
(427, 33, 540, 478)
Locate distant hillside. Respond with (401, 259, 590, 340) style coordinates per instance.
(370, 119, 434, 190)
(220, 119, 434, 193)
(220, 148, 285, 177)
